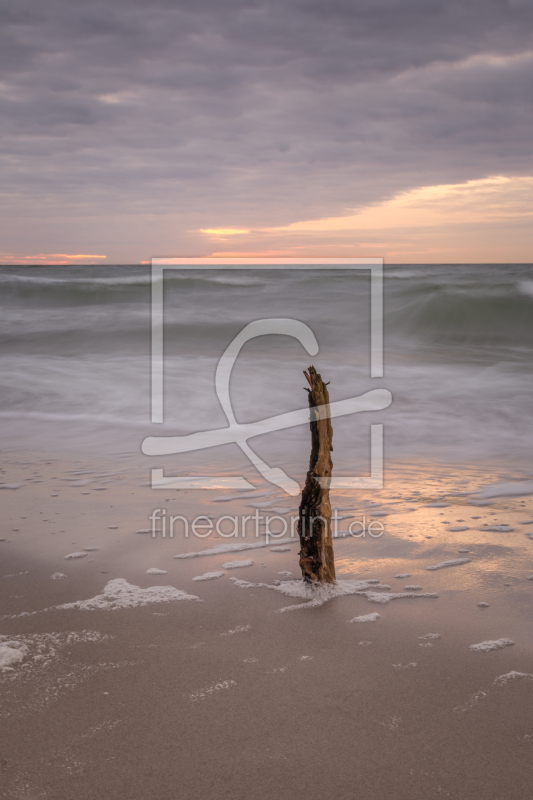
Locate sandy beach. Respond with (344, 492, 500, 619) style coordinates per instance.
(2, 451, 533, 799)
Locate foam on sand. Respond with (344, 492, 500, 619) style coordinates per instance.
(146, 568, 168, 575)
(56, 578, 199, 610)
(192, 571, 225, 581)
(51, 572, 66, 580)
(220, 625, 250, 636)
(189, 680, 236, 701)
(364, 591, 437, 605)
(230, 577, 438, 611)
(426, 558, 471, 570)
(0, 641, 29, 671)
(64, 552, 88, 560)
(349, 612, 380, 623)
(487, 525, 514, 532)
(222, 560, 253, 569)
(469, 638, 514, 652)
(0, 630, 114, 717)
(174, 540, 293, 559)
(493, 671, 533, 685)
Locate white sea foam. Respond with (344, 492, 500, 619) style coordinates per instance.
(477, 602, 490, 607)
(64, 552, 88, 560)
(487, 525, 514, 532)
(189, 680, 236, 701)
(454, 690, 487, 712)
(223, 560, 253, 569)
(419, 633, 440, 640)
(174, 540, 293, 559)
(220, 625, 250, 636)
(393, 662, 417, 670)
(394, 573, 411, 578)
(469, 638, 514, 652)
(192, 571, 225, 581)
(230, 577, 438, 611)
(0, 642, 28, 671)
(0, 631, 115, 715)
(146, 568, 168, 575)
(404, 585, 422, 590)
(365, 591, 437, 604)
(493, 671, 533, 685)
(51, 572, 66, 580)
(56, 579, 199, 610)
(349, 612, 380, 623)
(427, 558, 471, 570)
(1, 571, 28, 578)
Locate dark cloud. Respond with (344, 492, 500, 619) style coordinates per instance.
(0, 0, 532, 257)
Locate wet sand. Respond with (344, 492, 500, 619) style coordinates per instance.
(1, 454, 533, 799)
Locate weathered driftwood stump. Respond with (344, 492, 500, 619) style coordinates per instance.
(297, 366, 336, 584)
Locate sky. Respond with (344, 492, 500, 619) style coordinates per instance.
(1, 0, 532, 264)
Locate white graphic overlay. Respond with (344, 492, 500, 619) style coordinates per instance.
(143, 258, 387, 495)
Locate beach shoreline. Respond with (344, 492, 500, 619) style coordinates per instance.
(2, 452, 533, 798)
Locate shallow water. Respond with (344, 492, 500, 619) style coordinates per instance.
(1, 264, 533, 478)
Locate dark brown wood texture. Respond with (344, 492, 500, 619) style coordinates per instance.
(297, 366, 336, 583)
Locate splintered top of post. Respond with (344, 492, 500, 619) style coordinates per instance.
(303, 365, 333, 454)
(304, 365, 328, 389)
(304, 365, 330, 404)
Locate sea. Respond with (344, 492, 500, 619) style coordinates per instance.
(1, 263, 532, 485)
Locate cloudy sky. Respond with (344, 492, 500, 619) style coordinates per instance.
(1, 0, 532, 263)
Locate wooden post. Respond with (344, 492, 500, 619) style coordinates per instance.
(297, 366, 336, 584)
